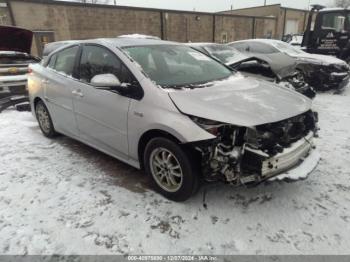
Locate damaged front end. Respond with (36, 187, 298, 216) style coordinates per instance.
(279, 71, 316, 99)
(191, 110, 319, 185)
(233, 58, 316, 99)
(297, 62, 350, 91)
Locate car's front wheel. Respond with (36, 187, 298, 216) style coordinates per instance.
(144, 137, 199, 202)
(35, 100, 58, 138)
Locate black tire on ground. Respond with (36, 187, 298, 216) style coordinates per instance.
(143, 137, 199, 202)
(35, 100, 58, 138)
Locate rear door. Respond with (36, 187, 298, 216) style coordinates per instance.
(44, 45, 80, 137)
(72, 44, 133, 160)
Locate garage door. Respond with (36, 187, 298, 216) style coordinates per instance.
(285, 19, 299, 35)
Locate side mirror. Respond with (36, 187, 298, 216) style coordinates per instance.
(91, 73, 121, 88)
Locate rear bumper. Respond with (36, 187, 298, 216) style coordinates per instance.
(0, 75, 27, 97)
(0, 74, 27, 84)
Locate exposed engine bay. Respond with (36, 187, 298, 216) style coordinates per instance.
(192, 110, 318, 185)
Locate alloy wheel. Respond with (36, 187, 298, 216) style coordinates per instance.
(36, 103, 51, 134)
(149, 147, 183, 192)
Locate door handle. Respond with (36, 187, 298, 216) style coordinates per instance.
(72, 89, 84, 97)
(41, 79, 49, 84)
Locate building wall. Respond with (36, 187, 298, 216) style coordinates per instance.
(0, 5, 11, 25)
(254, 18, 276, 39)
(163, 12, 214, 42)
(4, 0, 276, 55)
(214, 15, 254, 43)
(221, 4, 308, 39)
(9, 1, 162, 40)
(220, 5, 281, 17)
(284, 9, 308, 34)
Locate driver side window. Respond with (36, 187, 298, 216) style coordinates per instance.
(79, 45, 134, 84)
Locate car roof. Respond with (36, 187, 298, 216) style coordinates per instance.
(55, 37, 179, 48)
(231, 39, 284, 46)
(43, 37, 181, 58)
(101, 37, 179, 47)
(186, 42, 219, 47)
(320, 7, 350, 12)
(43, 40, 80, 57)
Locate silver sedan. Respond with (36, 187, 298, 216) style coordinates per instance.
(28, 37, 319, 201)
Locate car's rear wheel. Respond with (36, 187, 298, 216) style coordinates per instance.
(35, 100, 57, 138)
(144, 137, 199, 202)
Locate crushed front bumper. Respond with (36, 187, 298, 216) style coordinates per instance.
(268, 148, 320, 182)
(240, 132, 319, 184)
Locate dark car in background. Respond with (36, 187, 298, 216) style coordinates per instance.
(187, 43, 315, 98)
(229, 39, 350, 91)
(0, 26, 40, 112)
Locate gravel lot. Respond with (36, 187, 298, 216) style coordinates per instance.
(0, 90, 350, 255)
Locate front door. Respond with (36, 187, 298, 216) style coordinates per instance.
(72, 44, 131, 160)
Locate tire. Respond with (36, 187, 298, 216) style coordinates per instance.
(35, 100, 58, 138)
(144, 137, 199, 202)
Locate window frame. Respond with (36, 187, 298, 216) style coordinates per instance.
(321, 12, 346, 32)
(230, 42, 249, 53)
(45, 44, 81, 79)
(248, 42, 278, 54)
(77, 43, 144, 100)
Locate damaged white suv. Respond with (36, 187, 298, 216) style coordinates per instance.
(28, 38, 320, 201)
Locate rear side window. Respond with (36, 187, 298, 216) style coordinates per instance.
(47, 54, 57, 69)
(248, 42, 278, 54)
(229, 42, 248, 52)
(53, 46, 79, 76)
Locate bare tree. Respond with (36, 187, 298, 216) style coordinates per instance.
(334, 0, 350, 8)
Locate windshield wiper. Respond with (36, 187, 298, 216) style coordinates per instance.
(163, 83, 212, 90)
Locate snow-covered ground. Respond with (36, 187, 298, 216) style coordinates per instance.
(0, 90, 350, 255)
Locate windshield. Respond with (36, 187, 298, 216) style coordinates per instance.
(204, 44, 246, 64)
(123, 45, 232, 88)
(273, 41, 304, 55)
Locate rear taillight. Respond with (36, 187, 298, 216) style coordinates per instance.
(28, 68, 33, 74)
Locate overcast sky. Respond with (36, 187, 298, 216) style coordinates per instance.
(76, 0, 335, 12)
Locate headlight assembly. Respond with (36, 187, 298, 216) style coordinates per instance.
(189, 116, 226, 136)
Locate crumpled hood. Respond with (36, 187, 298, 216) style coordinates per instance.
(241, 53, 298, 79)
(224, 53, 252, 67)
(0, 26, 33, 54)
(227, 56, 297, 79)
(169, 75, 312, 127)
(292, 53, 347, 66)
